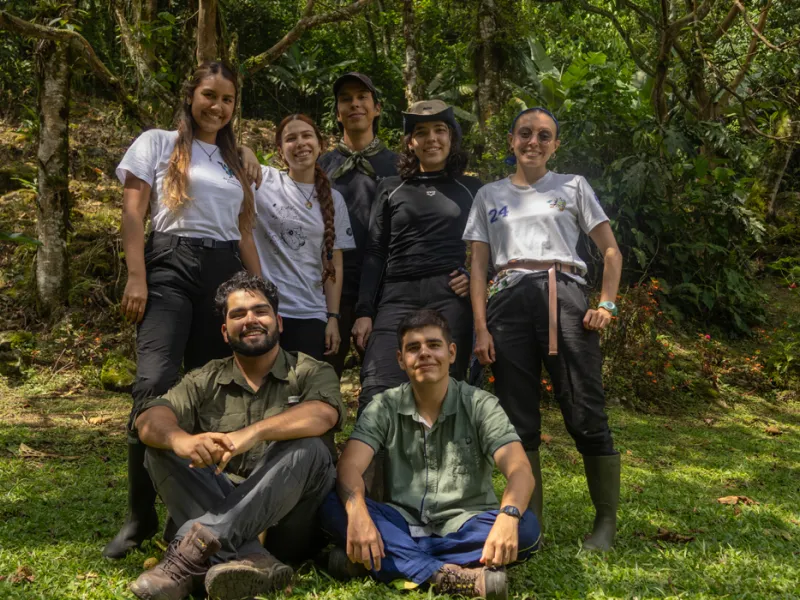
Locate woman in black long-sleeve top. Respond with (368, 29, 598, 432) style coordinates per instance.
(351, 100, 482, 414)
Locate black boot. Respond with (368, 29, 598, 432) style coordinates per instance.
(103, 441, 159, 559)
(525, 450, 544, 530)
(582, 453, 620, 551)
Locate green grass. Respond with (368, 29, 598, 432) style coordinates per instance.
(1, 384, 798, 600)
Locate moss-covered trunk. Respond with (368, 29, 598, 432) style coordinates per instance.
(35, 37, 71, 314)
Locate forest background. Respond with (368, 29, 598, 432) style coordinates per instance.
(0, 1, 799, 598)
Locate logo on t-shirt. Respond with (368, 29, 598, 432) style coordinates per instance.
(549, 197, 567, 211)
(218, 161, 242, 188)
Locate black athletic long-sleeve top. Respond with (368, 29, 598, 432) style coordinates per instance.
(318, 148, 399, 303)
(354, 171, 483, 319)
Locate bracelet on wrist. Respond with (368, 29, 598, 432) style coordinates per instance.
(326, 312, 341, 320)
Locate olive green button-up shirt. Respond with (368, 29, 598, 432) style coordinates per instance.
(350, 378, 520, 536)
(133, 349, 344, 479)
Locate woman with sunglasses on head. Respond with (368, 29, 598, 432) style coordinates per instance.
(252, 114, 355, 360)
(463, 108, 623, 551)
(352, 100, 482, 414)
(106, 61, 261, 559)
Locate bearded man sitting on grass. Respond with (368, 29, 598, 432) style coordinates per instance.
(129, 272, 343, 600)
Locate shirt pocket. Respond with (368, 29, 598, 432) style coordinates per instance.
(448, 436, 481, 475)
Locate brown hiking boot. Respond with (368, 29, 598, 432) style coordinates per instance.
(430, 564, 507, 600)
(205, 552, 293, 600)
(130, 522, 221, 600)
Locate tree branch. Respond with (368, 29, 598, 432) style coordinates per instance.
(705, 2, 740, 45)
(732, 0, 799, 51)
(111, 0, 173, 107)
(0, 9, 154, 127)
(718, 0, 770, 106)
(668, 0, 718, 34)
(243, 0, 375, 75)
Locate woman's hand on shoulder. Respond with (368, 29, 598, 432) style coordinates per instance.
(239, 146, 263, 189)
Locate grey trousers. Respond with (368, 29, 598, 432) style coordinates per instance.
(144, 437, 336, 564)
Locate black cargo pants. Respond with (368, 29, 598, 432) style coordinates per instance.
(487, 273, 615, 456)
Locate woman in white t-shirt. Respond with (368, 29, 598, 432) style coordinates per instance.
(253, 114, 355, 360)
(104, 62, 261, 560)
(463, 107, 623, 551)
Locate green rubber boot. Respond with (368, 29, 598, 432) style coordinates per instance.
(525, 450, 544, 530)
(582, 453, 620, 551)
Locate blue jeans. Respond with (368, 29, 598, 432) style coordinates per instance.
(320, 491, 540, 584)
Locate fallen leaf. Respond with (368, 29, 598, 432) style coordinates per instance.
(626, 449, 633, 455)
(632, 484, 644, 493)
(9, 565, 34, 584)
(76, 572, 98, 580)
(662, 424, 674, 431)
(18, 443, 80, 461)
(717, 495, 758, 506)
(540, 433, 553, 445)
(87, 416, 110, 425)
(655, 528, 695, 543)
(703, 418, 714, 426)
(765, 426, 782, 436)
(143, 557, 158, 570)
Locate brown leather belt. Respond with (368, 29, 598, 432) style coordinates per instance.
(497, 261, 578, 355)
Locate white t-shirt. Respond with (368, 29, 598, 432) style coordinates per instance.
(254, 166, 356, 321)
(116, 129, 245, 241)
(462, 172, 608, 277)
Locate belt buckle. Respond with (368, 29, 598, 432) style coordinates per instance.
(203, 238, 214, 249)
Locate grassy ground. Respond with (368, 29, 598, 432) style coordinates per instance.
(1, 377, 798, 600)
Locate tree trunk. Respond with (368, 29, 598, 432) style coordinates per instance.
(365, 4, 380, 71)
(144, 0, 158, 22)
(475, 0, 502, 133)
(35, 37, 71, 314)
(375, 0, 391, 58)
(402, 0, 422, 104)
(196, 0, 218, 64)
(766, 121, 798, 220)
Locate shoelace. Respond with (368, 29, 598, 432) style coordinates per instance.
(436, 567, 478, 595)
(160, 539, 209, 582)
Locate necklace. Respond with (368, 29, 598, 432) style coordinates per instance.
(194, 140, 218, 162)
(288, 175, 315, 209)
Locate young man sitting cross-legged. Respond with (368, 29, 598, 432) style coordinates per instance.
(129, 272, 343, 600)
(321, 309, 540, 599)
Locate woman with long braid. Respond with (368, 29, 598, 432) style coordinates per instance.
(105, 62, 262, 559)
(253, 114, 355, 360)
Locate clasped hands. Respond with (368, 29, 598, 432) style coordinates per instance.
(172, 428, 259, 475)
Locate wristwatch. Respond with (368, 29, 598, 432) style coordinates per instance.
(597, 301, 618, 316)
(326, 312, 341, 320)
(499, 505, 522, 519)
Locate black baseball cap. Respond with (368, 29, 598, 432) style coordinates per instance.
(333, 72, 381, 134)
(333, 72, 379, 101)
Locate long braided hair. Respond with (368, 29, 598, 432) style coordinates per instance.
(275, 114, 336, 284)
(162, 62, 255, 233)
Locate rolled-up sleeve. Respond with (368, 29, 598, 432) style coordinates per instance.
(131, 371, 201, 435)
(296, 357, 346, 430)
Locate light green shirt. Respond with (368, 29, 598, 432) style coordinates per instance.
(133, 349, 344, 479)
(351, 378, 520, 536)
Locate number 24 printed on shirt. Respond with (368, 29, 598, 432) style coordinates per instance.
(489, 206, 509, 223)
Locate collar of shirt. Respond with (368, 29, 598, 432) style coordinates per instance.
(216, 348, 292, 391)
(396, 381, 460, 426)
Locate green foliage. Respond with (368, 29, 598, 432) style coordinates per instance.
(100, 352, 136, 391)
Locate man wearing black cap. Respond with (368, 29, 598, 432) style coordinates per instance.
(318, 73, 399, 378)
